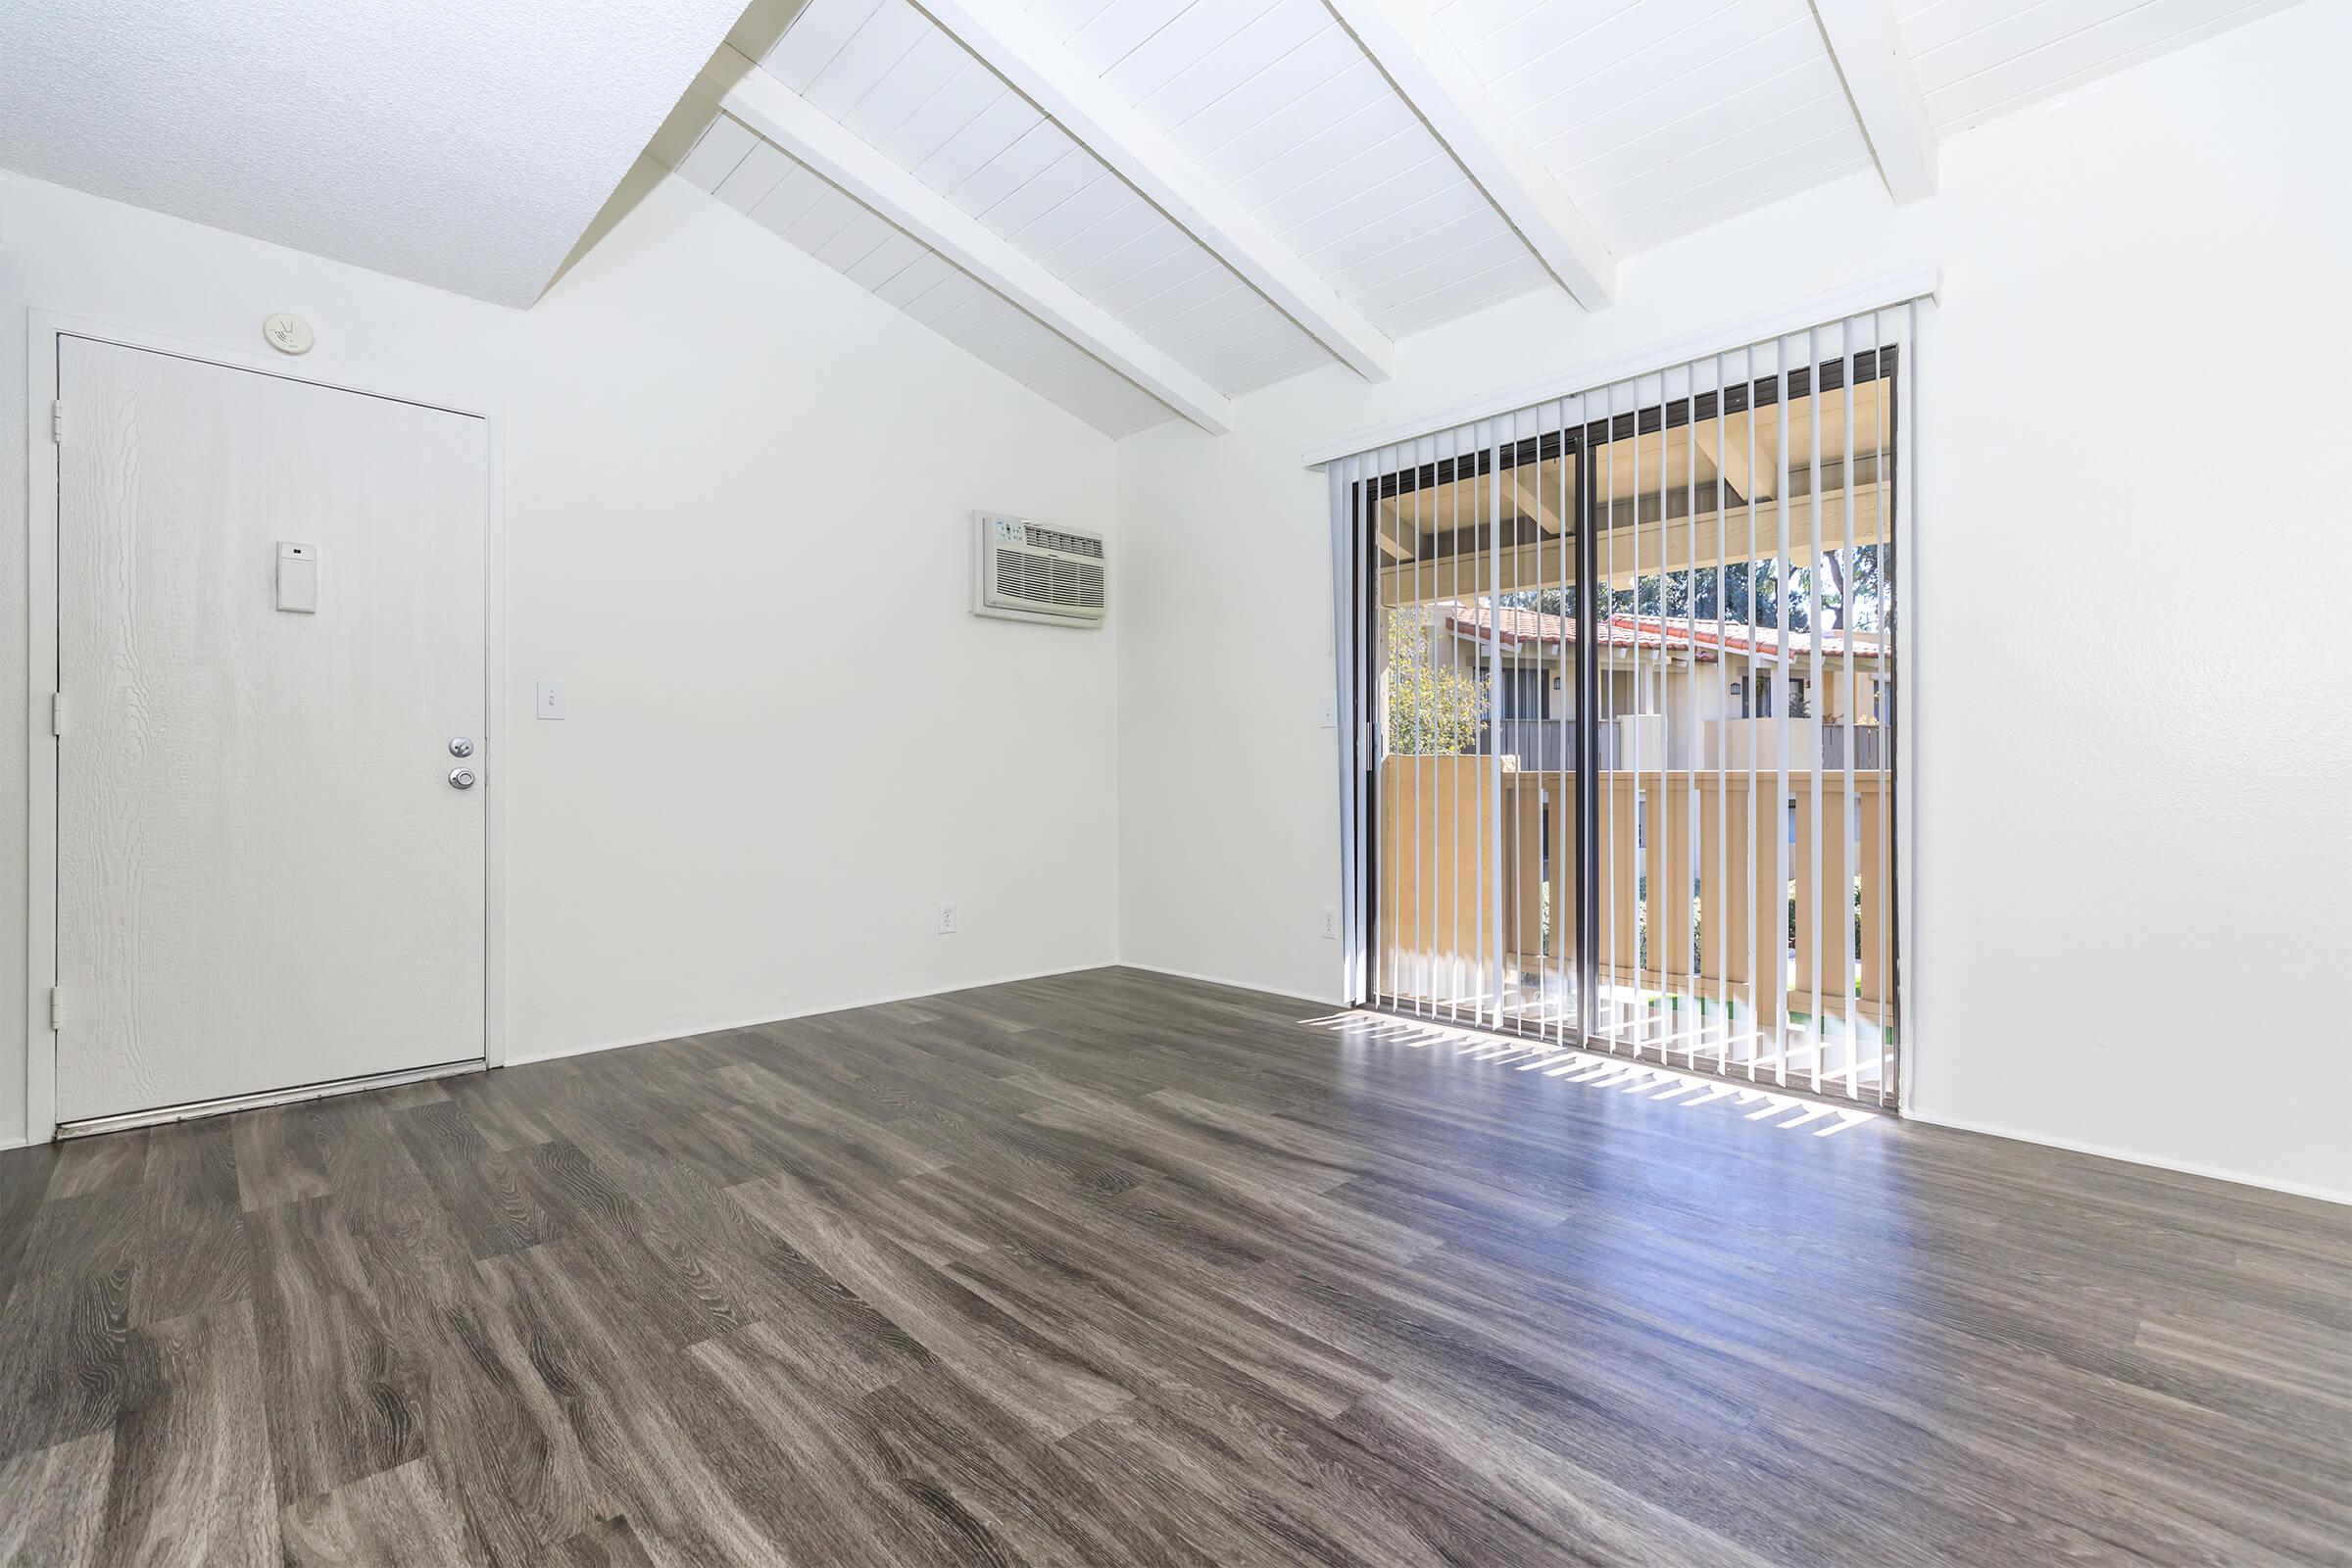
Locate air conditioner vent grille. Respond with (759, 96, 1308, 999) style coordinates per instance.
(1022, 524, 1103, 559)
(996, 552, 1105, 611)
(973, 513, 1107, 625)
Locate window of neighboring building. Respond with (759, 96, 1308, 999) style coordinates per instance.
(1494, 665, 1546, 720)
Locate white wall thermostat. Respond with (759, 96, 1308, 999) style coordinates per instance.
(276, 542, 318, 612)
(263, 314, 315, 355)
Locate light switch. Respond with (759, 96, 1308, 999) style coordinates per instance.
(276, 543, 318, 612)
(535, 681, 565, 720)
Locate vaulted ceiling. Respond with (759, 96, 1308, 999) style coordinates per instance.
(0, 0, 2293, 410)
(0, 0, 749, 306)
(658, 0, 2293, 437)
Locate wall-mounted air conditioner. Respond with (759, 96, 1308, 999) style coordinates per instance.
(971, 513, 1106, 626)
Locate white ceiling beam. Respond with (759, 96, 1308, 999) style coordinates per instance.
(700, 46, 1235, 434)
(1808, 0, 1938, 203)
(912, 0, 1396, 383)
(1320, 0, 1615, 311)
(1691, 416, 1759, 502)
(1506, 469, 1562, 535)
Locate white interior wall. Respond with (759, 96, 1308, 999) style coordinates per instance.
(1115, 0, 2352, 1201)
(0, 160, 1120, 1145)
(3, 2, 2342, 1202)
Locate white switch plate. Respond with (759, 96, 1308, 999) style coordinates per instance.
(535, 680, 565, 720)
(1319, 697, 1337, 728)
(1321, 906, 1339, 939)
(937, 903, 957, 935)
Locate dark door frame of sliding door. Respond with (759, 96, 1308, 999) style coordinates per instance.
(1572, 432, 1598, 1047)
(1350, 432, 1600, 1050)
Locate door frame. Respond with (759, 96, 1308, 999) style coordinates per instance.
(23, 310, 510, 1142)
(1348, 429, 1599, 1040)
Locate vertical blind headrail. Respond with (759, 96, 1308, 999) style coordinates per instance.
(1302, 265, 1938, 469)
(1362, 345, 1901, 503)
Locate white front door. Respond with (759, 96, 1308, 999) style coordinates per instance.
(54, 334, 489, 1122)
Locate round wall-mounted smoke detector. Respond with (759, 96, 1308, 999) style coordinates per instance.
(263, 314, 315, 355)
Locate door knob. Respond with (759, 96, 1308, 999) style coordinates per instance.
(449, 767, 477, 790)
(449, 737, 474, 758)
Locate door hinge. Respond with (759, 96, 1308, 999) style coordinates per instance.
(50, 401, 65, 445)
(48, 986, 63, 1031)
(50, 692, 65, 737)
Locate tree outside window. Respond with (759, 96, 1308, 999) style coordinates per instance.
(1385, 612, 1489, 756)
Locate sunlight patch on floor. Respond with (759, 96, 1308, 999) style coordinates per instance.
(1298, 1008, 1880, 1136)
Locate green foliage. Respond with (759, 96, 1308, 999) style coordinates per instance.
(1386, 612, 1489, 756)
(1608, 547, 1887, 635)
(1493, 546, 1886, 637)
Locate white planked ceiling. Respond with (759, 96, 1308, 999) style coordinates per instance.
(1435, 0, 1878, 253)
(760, 0, 1333, 397)
(675, 112, 1176, 436)
(657, 0, 2305, 436)
(1030, 0, 1547, 339)
(0, 0, 749, 307)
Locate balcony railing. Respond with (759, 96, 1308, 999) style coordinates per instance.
(1822, 721, 1884, 770)
(1375, 757, 1893, 1084)
(1471, 716, 1884, 772)
(1472, 717, 1606, 771)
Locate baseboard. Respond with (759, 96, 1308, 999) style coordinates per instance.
(0, 1134, 24, 1152)
(1108, 959, 1346, 1009)
(1902, 1107, 2351, 1207)
(503, 960, 1118, 1068)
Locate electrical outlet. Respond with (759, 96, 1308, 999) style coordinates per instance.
(1321, 906, 1339, 940)
(1319, 696, 1337, 728)
(937, 903, 957, 936)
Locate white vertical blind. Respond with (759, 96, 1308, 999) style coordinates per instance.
(1330, 298, 1919, 1109)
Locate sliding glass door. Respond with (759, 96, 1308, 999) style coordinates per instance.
(1354, 413, 1585, 1038)
(1333, 306, 1908, 1107)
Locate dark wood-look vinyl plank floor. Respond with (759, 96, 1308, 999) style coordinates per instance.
(1, 966, 2345, 1566)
